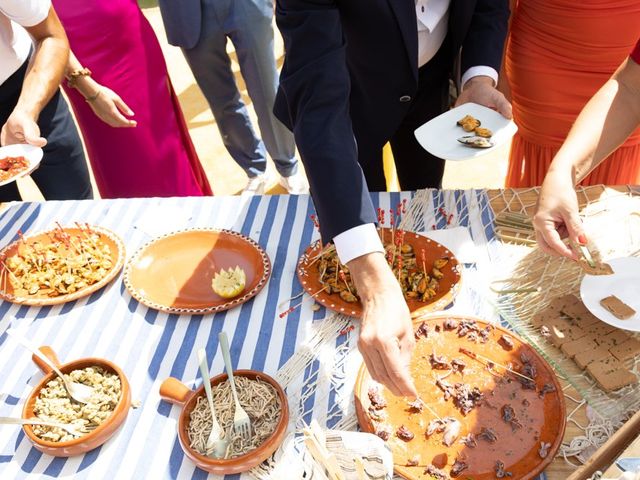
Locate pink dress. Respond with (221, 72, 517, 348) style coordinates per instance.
(53, 0, 213, 198)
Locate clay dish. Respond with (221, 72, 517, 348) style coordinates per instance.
(159, 370, 288, 474)
(22, 346, 131, 457)
(297, 228, 461, 317)
(124, 229, 271, 315)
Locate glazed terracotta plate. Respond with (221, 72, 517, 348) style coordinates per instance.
(0, 144, 43, 187)
(297, 228, 461, 318)
(124, 229, 271, 314)
(0, 225, 125, 306)
(354, 314, 566, 480)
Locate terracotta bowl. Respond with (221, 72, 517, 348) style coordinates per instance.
(159, 370, 289, 475)
(21, 346, 131, 457)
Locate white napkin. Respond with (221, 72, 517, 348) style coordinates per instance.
(417, 226, 477, 264)
(134, 205, 192, 238)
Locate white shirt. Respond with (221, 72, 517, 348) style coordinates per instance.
(334, 0, 499, 264)
(0, 0, 51, 86)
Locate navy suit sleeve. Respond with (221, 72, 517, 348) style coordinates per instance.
(460, 0, 510, 75)
(274, 0, 377, 244)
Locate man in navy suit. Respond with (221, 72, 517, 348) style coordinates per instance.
(157, 0, 308, 194)
(275, 0, 511, 396)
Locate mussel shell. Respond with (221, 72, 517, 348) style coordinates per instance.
(457, 135, 494, 148)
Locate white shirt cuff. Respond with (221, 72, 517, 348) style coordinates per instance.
(333, 223, 385, 265)
(461, 66, 499, 90)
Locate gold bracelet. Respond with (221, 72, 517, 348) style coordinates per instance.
(66, 67, 92, 88)
(85, 89, 101, 103)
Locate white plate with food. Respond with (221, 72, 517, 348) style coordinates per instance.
(0, 143, 43, 186)
(414, 102, 517, 161)
(580, 257, 640, 331)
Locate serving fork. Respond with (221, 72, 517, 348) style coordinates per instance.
(0, 416, 96, 437)
(197, 348, 227, 458)
(218, 332, 251, 441)
(7, 327, 95, 405)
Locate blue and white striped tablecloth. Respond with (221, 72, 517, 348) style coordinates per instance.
(0, 191, 546, 480)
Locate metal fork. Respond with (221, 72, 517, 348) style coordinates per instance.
(0, 416, 96, 437)
(196, 348, 227, 458)
(218, 332, 251, 440)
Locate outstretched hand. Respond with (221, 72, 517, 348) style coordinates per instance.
(455, 75, 512, 119)
(533, 169, 586, 259)
(87, 86, 137, 128)
(348, 252, 417, 398)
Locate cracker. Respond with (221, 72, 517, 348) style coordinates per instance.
(595, 330, 632, 349)
(561, 301, 601, 326)
(584, 321, 617, 337)
(592, 367, 637, 392)
(600, 295, 636, 320)
(547, 295, 579, 313)
(610, 337, 640, 362)
(586, 356, 624, 379)
(561, 337, 598, 359)
(575, 346, 610, 369)
(531, 309, 558, 328)
(569, 240, 614, 276)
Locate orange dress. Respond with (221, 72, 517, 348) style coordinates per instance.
(504, 0, 640, 187)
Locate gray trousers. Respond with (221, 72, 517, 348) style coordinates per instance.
(183, 0, 297, 178)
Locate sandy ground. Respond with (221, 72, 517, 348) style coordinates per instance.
(15, 3, 508, 200)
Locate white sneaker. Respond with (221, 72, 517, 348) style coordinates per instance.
(279, 171, 309, 194)
(242, 171, 272, 195)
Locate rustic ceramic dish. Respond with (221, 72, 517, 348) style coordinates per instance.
(0, 226, 125, 306)
(354, 314, 566, 480)
(22, 346, 131, 457)
(159, 370, 289, 475)
(124, 228, 271, 315)
(297, 228, 461, 317)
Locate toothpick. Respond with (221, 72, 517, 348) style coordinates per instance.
(459, 347, 535, 383)
(278, 285, 329, 318)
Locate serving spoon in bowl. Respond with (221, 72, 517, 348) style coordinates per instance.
(197, 348, 227, 459)
(6, 328, 95, 405)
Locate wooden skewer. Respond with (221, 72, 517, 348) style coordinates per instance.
(459, 347, 535, 383)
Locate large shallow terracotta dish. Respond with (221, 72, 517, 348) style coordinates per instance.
(0, 225, 125, 306)
(124, 228, 271, 314)
(297, 228, 461, 317)
(355, 314, 566, 480)
(159, 370, 289, 475)
(22, 346, 131, 457)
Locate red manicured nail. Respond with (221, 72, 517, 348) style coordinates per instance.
(578, 234, 588, 245)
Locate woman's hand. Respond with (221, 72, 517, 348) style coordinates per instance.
(86, 86, 137, 128)
(532, 169, 586, 259)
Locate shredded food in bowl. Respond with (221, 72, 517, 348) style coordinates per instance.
(32, 366, 121, 442)
(187, 376, 281, 458)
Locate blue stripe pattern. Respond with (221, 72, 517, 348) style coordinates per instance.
(0, 193, 546, 479)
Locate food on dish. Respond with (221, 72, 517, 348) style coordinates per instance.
(456, 115, 480, 132)
(314, 239, 451, 306)
(533, 294, 639, 391)
(187, 375, 281, 458)
(456, 115, 494, 147)
(361, 317, 563, 478)
(0, 155, 29, 182)
(457, 135, 493, 148)
(600, 295, 636, 320)
(473, 126, 493, 138)
(31, 366, 121, 442)
(211, 266, 246, 299)
(0, 224, 114, 297)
